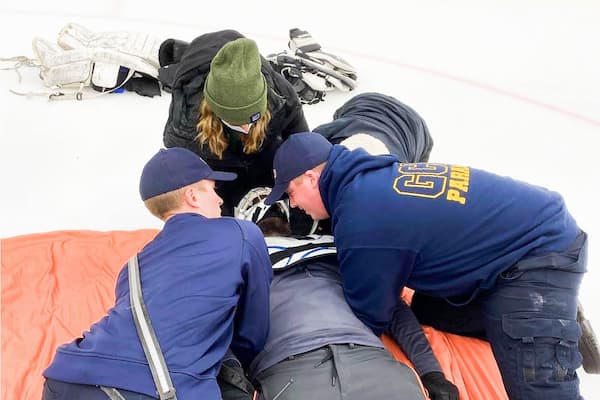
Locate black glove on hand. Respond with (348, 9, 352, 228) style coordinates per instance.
(420, 371, 459, 400)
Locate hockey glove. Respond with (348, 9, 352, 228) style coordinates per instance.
(420, 371, 459, 400)
(288, 28, 357, 90)
(288, 27, 322, 53)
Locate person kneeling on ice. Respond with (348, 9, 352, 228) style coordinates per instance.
(160, 31, 309, 217)
(234, 187, 458, 400)
(41, 148, 273, 400)
(312, 91, 600, 378)
(265, 132, 589, 400)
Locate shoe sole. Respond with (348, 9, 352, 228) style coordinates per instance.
(577, 301, 600, 374)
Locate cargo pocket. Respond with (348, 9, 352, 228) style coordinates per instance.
(42, 380, 60, 400)
(502, 314, 582, 383)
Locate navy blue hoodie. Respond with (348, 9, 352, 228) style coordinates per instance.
(321, 146, 579, 335)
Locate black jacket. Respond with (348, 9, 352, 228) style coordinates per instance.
(159, 30, 308, 215)
(313, 92, 433, 163)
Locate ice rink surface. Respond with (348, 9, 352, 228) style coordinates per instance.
(1, 0, 598, 396)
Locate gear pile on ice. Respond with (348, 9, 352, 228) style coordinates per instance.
(1, 23, 162, 100)
(266, 28, 358, 105)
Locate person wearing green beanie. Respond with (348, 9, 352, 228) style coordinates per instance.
(161, 30, 309, 219)
(204, 38, 268, 127)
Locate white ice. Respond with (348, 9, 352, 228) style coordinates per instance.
(1, 0, 598, 396)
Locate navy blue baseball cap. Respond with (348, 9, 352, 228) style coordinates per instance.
(264, 132, 333, 205)
(140, 147, 237, 201)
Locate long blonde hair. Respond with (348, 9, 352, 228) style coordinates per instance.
(196, 99, 271, 159)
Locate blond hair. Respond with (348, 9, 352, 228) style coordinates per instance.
(196, 98, 271, 159)
(143, 182, 204, 219)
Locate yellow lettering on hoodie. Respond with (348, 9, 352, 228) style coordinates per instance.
(446, 165, 470, 204)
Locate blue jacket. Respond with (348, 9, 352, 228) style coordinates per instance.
(44, 213, 272, 399)
(321, 146, 579, 335)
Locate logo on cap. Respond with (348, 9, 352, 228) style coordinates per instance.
(273, 168, 277, 179)
(250, 112, 261, 123)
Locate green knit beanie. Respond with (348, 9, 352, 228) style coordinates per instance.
(204, 38, 268, 126)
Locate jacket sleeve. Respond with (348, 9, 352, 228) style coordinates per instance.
(230, 223, 273, 369)
(266, 67, 309, 138)
(386, 299, 443, 376)
(280, 102, 309, 139)
(337, 246, 417, 336)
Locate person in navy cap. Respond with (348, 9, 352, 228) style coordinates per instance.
(265, 132, 589, 400)
(42, 147, 273, 400)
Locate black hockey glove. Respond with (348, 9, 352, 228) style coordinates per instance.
(420, 371, 459, 400)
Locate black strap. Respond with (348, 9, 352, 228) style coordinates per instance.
(269, 242, 335, 265)
(218, 362, 255, 395)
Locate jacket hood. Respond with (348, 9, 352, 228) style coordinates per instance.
(320, 145, 398, 216)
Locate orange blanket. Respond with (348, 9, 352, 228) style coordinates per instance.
(1, 229, 507, 399)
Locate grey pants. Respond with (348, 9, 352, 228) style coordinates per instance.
(254, 344, 425, 400)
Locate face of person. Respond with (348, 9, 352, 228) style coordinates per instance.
(195, 180, 224, 218)
(287, 174, 329, 220)
(221, 119, 253, 134)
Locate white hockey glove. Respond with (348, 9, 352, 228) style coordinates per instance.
(268, 28, 358, 104)
(288, 27, 322, 53)
(288, 28, 357, 89)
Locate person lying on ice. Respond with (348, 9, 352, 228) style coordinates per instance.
(234, 187, 458, 400)
(212, 91, 455, 400)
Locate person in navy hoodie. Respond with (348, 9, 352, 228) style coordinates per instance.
(264, 132, 588, 400)
(42, 147, 273, 400)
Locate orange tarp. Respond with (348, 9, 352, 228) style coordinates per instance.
(1, 229, 507, 399)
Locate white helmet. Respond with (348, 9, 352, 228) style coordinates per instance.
(235, 186, 319, 234)
(235, 187, 291, 224)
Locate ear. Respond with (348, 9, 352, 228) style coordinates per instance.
(182, 186, 200, 208)
(305, 169, 321, 188)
